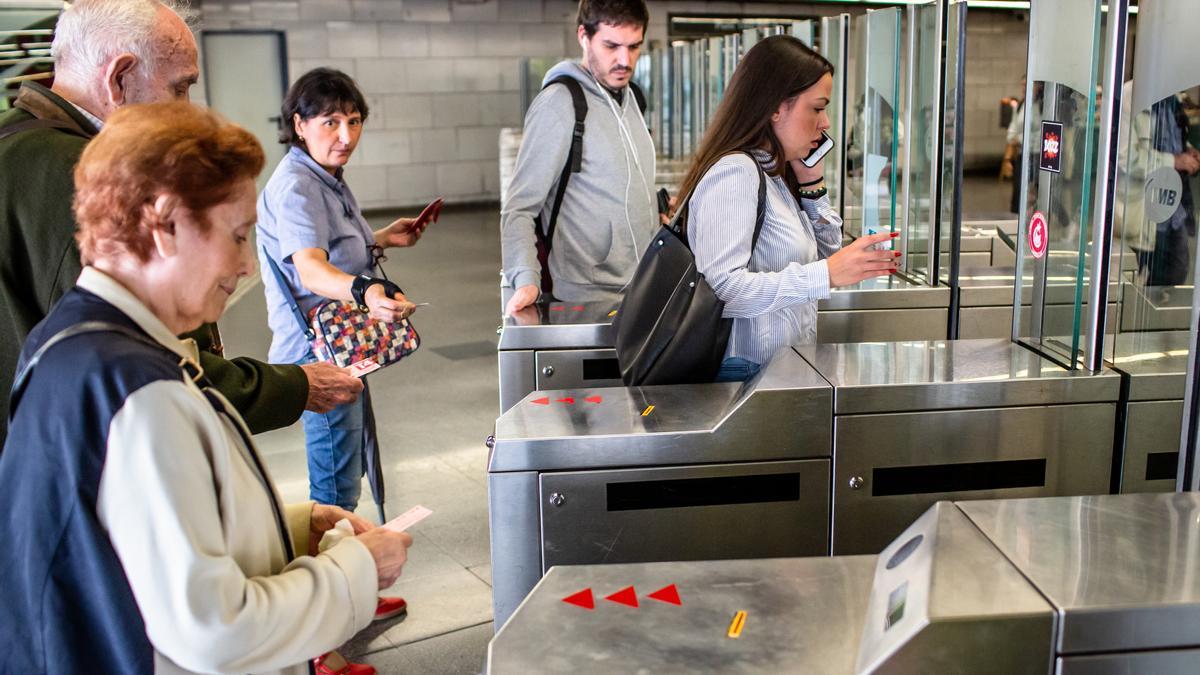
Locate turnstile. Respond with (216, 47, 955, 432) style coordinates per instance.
(488, 338, 1120, 627)
(496, 301, 620, 413)
(489, 492, 1200, 674)
(1110, 330, 1188, 493)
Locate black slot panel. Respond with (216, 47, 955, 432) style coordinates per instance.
(1145, 452, 1180, 482)
(872, 459, 1046, 497)
(582, 358, 621, 380)
(607, 473, 800, 512)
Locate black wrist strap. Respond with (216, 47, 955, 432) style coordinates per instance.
(798, 177, 825, 187)
(352, 275, 385, 311)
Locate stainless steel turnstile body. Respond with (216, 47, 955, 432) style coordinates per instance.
(1110, 330, 1188, 493)
(796, 339, 1119, 553)
(489, 350, 834, 628)
(489, 493, 1200, 674)
(957, 265, 1121, 339)
(817, 274, 949, 343)
(488, 338, 1120, 627)
(496, 302, 620, 413)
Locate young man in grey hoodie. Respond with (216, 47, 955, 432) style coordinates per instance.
(501, 0, 656, 316)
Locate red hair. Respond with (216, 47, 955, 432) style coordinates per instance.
(74, 101, 264, 264)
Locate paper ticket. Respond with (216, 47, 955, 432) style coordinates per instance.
(348, 358, 381, 378)
(382, 504, 433, 533)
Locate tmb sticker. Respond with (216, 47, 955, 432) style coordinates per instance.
(1040, 121, 1063, 173)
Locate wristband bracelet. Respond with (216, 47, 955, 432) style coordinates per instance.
(798, 177, 825, 188)
(798, 186, 828, 200)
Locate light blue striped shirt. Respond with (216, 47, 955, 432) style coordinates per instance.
(687, 152, 842, 365)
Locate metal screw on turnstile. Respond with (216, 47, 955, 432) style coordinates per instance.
(485, 435, 495, 449)
(849, 476, 865, 490)
(549, 492, 566, 507)
(496, 325, 503, 335)
(542, 365, 555, 377)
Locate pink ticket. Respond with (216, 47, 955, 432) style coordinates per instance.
(382, 505, 433, 533)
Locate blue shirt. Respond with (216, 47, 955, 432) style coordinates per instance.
(258, 146, 375, 363)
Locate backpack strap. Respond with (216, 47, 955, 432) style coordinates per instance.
(630, 80, 647, 116)
(533, 75, 588, 294)
(0, 118, 80, 142)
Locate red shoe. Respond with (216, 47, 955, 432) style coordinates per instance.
(374, 596, 407, 622)
(313, 651, 375, 675)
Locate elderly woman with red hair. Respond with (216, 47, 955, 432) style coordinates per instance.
(0, 101, 412, 675)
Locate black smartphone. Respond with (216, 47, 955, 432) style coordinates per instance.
(656, 188, 671, 216)
(800, 131, 835, 168)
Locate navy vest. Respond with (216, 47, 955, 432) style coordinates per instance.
(0, 288, 184, 673)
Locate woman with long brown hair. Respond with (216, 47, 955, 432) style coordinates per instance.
(678, 35, 898, 382)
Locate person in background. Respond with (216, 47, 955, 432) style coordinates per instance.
(0, 0, 363, 447)
(678, 36, 896, 383)
(0, 101, 413, 675)
(258, 68, 427, 637)
(501, 0, 656, 316)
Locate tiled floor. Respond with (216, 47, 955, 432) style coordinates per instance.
(222, 205, 503, 674)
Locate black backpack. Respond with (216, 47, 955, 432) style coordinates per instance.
(533, 76, 647, 297)
(613, 152, 767, 386)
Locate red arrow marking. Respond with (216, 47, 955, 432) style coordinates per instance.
(585, 396, 603, 404)
(531, 397, 550, 405)
(571, 305, 584, 311)
(556, 397, 575, 404)
(562, 588, 594, 610)
(648, 584, 681, 606)
(605, 586, 638, 608)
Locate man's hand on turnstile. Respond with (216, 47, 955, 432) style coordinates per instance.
(505, 284, 540, 316)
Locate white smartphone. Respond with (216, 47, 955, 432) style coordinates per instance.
(800, 131, 835, 168)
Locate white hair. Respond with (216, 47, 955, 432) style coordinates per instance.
(51, 0, 192, 79)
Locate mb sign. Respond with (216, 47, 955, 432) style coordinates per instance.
(1144, 166, 1183, 224)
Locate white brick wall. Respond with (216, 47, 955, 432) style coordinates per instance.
(199, 0, 1029, 209)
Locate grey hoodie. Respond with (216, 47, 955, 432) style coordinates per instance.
(500, 60, 657, 304)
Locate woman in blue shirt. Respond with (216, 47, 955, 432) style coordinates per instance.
(258, 68, 423, 638)
(677, 36, 898, 382)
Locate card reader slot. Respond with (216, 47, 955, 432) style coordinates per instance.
(606, 473, 801, 512)
(872, 458, 1046, 496)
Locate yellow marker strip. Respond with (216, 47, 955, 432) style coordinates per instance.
(641, 404, 654, 417)
(727, 610, 747, 638)
(608, 310, 618, 317)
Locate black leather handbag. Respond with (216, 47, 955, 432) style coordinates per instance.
(613, 153, 767, 386)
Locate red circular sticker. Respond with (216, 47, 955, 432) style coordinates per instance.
(1028, 211, 1048, 259)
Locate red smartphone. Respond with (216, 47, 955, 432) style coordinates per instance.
(414, 197, 444, 228)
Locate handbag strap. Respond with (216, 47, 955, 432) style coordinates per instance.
(670, 150, 768, 253)
(262, 249, 316, 340)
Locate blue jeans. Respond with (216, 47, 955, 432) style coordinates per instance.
(714, 357, 761, 383)
(297, 354, 365, 510)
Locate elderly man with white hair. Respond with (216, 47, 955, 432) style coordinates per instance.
(0, 0, 363, 446)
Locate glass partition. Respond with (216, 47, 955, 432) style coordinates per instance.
(903, 2, 942, 280)
(821, 14, 849, 214)
(1012, 0, 1103, 367)
(790, 20, 814, 47)
(937, 0, 967, 295)
(846, 8, 902, 242)
(1111, 0, 1200, 356)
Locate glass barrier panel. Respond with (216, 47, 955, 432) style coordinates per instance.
(1013, 0, 1102, 366)
(821, 15, 849, 213)
(937, 1, 967, 286)
(904, 2, 941, 280)
(790, 20, 815, 47)
(846, 8, 902, 241)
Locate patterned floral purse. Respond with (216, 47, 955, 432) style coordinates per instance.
(264, 249, 420, 370)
